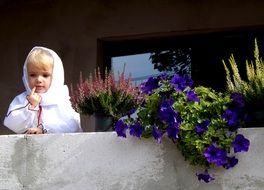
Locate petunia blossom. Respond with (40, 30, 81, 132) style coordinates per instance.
(129, 122, 144, 138)
(170, 74, 193, 92)
(166, 122, 180, 140)
(159, 99, 181, 125)
(203, 144, 227, 166)
(157, 73, 169, 81)
(196, 170, 215, 183)
(186, 90, 200, 102)
(224, 156, 238, 169)
(231, 92, 245, 108)
(232, 134, 250, 153)
(123, 108, 136, 117)
(140, 77, 160, 94)
(222, 109, 240, 131)
(115, 120, 128, 138)
(195, 119, 210, 135)
(152, 126, 163, 144)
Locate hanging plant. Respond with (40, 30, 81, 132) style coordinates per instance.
(115, 73, 250, 183)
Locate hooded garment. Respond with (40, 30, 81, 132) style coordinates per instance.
(4, 46, 82, 134)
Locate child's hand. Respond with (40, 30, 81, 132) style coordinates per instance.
(26, 127, 43, 134)
(27, 87, 41, 109)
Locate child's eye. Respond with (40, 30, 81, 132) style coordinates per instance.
(29, 74, 36, 77)
(43, 74, 51, 78)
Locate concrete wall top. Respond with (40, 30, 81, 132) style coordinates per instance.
(0, 128, 263, 190)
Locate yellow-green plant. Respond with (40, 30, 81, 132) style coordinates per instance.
(223, 39, 264, 110)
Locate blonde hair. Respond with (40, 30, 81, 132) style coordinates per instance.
(27, 48, 54, 70)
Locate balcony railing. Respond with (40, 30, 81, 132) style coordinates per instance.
(0, 128, 263, 190)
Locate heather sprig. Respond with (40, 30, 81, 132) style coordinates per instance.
(115, 73, 250, 183)
(70, 67, 143, 121)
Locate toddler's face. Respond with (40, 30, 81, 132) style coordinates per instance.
(27, 63, 53, 93)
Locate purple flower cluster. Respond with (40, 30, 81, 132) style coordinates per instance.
(195, 120, 210, 135)
(152, 126, 162, 144)
(222, 92, 247, 131)
(140, 77, 160, 94)
(115, 120, 128, 138)
(204, 144, 227, 166)
(170, 74, 193, 92)
(115, 120, 145, 139)
(115, 73, 250, 183)
(196, 170, 215, 183)
(159, 99, 181, 140)
(186, 90, 200, 102)
(198, 133, 249, 183)
(232, 134, 250, 153)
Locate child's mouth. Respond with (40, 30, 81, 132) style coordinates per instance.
(35, 86, 44, 91)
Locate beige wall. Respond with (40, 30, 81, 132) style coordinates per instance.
(1, 0, 264, 134)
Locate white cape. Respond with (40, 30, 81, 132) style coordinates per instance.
(4, 46, 82, 133)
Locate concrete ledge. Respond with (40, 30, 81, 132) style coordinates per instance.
(0, 128, 263, 190)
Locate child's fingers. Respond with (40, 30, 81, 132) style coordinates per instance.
(26, 128, 33, 134)
(36, 129, 43, 134)
(26, 128, 43, 134)
(30, 86, 36, 95)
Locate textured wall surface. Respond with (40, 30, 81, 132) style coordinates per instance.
(0, 128, 263, 190)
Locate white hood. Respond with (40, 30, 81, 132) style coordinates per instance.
(22, 46, 70, 106)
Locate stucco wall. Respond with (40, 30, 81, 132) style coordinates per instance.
(0, 128, 263, 190)
(1, 0, 264, 134)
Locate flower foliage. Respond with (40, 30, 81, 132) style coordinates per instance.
(115, 73, 250, 183)
(70, 67, 143, 121)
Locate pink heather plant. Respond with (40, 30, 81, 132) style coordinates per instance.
(70, 67, 143, 122)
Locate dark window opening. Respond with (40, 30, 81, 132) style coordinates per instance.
(98, 28, 264, 91)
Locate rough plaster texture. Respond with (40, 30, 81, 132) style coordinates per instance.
(0, 128, 263, 190)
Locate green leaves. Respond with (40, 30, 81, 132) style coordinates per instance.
(138, 93, 163, 126)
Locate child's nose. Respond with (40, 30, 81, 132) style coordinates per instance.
(36, 76, 42, 82)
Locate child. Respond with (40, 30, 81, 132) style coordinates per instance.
(4, 46, 83, 134)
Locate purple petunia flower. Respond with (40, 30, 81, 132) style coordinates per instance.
(224, 156, 238, 169)
(232, 134, 250, 153)
(115, 120, 128, 138)
(152, 126, 162, 144)
(129, 122, 144, 138)
(123, 108, 136, 117)
(203, 144, 227, 166)
(222, 109, 240, 130)
(166, 122, 180, 140)
(195, 119, 210, 135)
(231, 92, 245, 108)
(159, 99, 181, 125)
(186, 90, 200, 102)
(184, 77, 194, 88)
(140, 77, 160, 94)
(170, 74, 193, 92)
(196, 170, 215, 183)
(157, 73, 169, 81)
